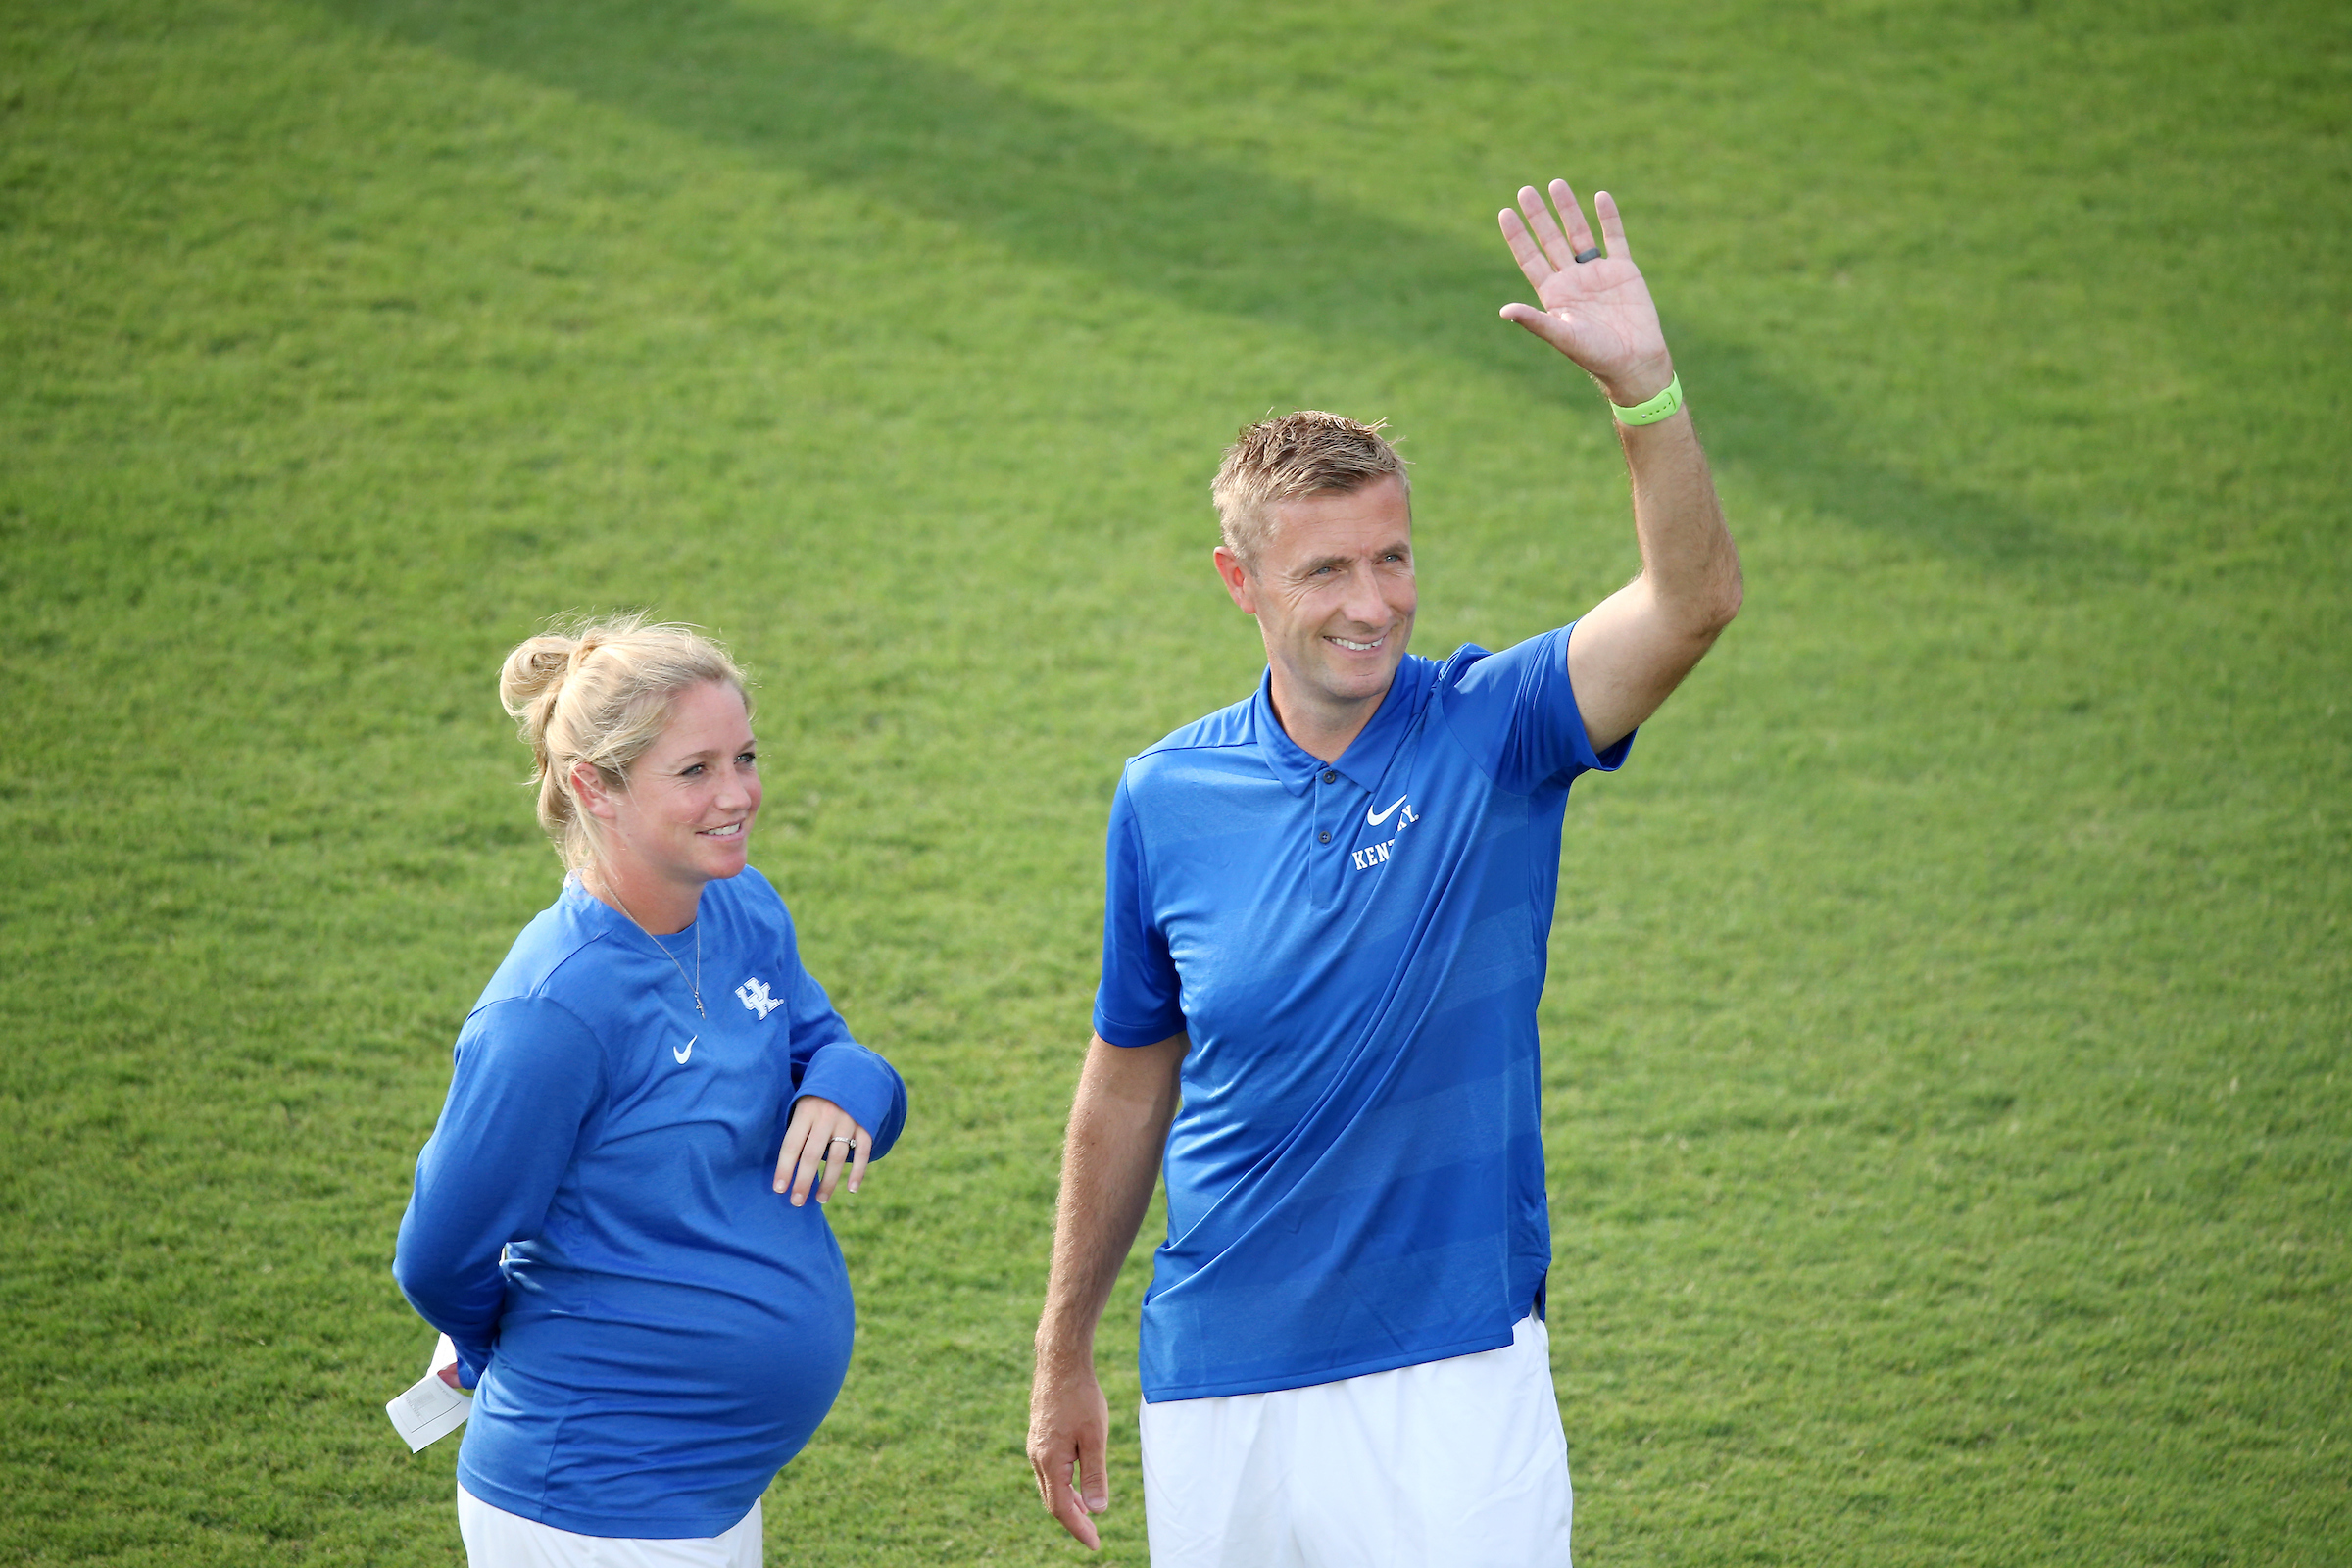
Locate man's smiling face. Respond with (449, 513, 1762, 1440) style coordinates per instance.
(1216, 474, 1417, 731)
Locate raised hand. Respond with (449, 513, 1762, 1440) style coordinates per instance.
(1497, 179, 1674, 405)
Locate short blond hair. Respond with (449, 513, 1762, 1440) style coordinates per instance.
(1211, 411, 1410, 567)
(497, 614, 751, 872)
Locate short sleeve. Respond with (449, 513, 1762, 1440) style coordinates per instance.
(1435, 621, 1634, 796)
(1092, 774, 1187, 1047)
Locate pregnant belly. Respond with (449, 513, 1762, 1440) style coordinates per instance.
(469, 1258, 857, 1513)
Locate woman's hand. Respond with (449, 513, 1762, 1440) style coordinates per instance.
(773, 1095, 871, 1207)
(426, 1332, 475, 1392)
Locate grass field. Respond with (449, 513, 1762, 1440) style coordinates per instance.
(2, 0, 2347, 1562)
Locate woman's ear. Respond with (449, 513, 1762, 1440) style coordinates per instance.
(571, 760, 621, 823)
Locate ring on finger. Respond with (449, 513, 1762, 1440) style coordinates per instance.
(1573, 246, 1602, 264)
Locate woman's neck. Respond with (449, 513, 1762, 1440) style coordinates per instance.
(581, 861, 702, 934)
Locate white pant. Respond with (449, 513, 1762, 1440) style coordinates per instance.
(456, 1486, 761, 1568)
(1140, 1314, 1573, 1568)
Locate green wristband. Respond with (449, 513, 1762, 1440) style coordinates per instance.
(1611, 373, 1684, 426)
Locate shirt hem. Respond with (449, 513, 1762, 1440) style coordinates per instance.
(454, 1461, 757, 1541)
(1139, 1323, 1519, 1404)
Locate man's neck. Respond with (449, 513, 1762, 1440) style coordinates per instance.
(1266, 666, 1393, 764)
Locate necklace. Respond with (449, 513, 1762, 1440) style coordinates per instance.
(595, 875, 705, 1018)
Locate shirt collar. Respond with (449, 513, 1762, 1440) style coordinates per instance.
(1250, 658, 1429, 797)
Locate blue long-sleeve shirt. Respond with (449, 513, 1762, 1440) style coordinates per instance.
(394, 867, 906, 1538)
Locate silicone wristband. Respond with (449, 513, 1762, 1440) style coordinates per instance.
(1611, 373, 1684, 426)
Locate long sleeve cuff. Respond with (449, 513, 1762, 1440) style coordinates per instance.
(793, 1043, 907, 1159)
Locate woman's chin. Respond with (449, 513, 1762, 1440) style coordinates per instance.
(701, 843, 751, 879)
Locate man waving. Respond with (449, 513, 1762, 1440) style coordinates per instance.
(1028, 180, 1742, 1567)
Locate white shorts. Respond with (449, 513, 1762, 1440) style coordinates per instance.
(456, 1486, 761, 1568)
(1140, 1314, 1573, 1568)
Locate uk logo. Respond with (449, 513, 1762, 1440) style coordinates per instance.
(735, 978, 783, 1020)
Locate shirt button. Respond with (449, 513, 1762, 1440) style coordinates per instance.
(1318, 830, 1332, 844)
(1321, 770, 1337, 784)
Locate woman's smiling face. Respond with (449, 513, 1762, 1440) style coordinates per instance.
(586, 679, 762, 908)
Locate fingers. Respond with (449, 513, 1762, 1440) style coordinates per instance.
(1035, 1446, 1103, 1549)
(775, 1099, 864, 1205)
(1547, 178, 1600, 259)
(813, 1125, 863, 1204)
(1027, 1429, 1092, 1547)
(1496, 206, 1553, 290)
(1029, 1370, 1112, 1549)
(1499, 301, 1574, 353)
(789, 1132, 826, 1206)
(772, 1111, 811, 1196)
(1516, 184, 1575, 272)
(1500, 180, 1613, 269)
(1079, 1422, 1110, 1516)
(801, 1125, 857, 1204)
(1593, 189, 1632, 264)
(1032, 1441, 1104, 1549)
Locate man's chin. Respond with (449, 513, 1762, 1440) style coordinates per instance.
(1316, 654, 1403, 703)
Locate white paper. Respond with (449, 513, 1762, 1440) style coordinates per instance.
(385, 1333, 470, 1452)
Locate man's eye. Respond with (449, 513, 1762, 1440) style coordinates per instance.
(738, 752, 758, 766)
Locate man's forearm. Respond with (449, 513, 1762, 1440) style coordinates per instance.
(1563, 370, 1742, 750)
(1035, 1033, 1185, 1366)
(1619, 403, 1741, 636)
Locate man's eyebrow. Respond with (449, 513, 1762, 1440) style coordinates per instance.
(1294, 540, 1411, 571)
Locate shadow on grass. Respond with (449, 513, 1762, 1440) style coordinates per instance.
(329, 0, 2082, 578)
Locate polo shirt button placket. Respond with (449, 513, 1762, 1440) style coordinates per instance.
(1312, 767, 1348, 907)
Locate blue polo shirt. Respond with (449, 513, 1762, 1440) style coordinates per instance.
(1094, 625, 1630, 1402)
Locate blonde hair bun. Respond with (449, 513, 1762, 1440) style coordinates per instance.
(499, 634, 583, 749)
(495, 613, 751, 872)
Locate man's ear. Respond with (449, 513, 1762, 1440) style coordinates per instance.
(1212, 545, 1257, 614)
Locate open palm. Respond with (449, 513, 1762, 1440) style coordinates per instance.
(1497, 180, 1672, 401)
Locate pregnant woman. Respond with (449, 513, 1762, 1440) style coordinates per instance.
(395, 616, 907, 1567)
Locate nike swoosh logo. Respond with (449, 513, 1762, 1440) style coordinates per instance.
(672, 1035, 696, 1065)
(1366, 795, 1408, 827)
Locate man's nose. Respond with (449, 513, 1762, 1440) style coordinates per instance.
(1339, 563, 1390, 628)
